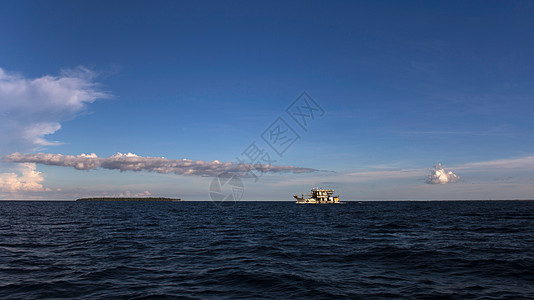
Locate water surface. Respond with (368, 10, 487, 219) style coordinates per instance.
(1, 200, 533, 299)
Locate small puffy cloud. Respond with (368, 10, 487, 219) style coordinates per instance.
(3, 152, 317, 177)
(0, 163, 50, 193)
(426, 163, 460, 184)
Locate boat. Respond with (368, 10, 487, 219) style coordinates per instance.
(294, 188, 340, 204)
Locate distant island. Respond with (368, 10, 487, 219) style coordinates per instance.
(76, 197, 182, 202)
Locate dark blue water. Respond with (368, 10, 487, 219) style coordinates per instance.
(1, 201, 534, 299)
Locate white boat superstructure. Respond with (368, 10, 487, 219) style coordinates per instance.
(294, 188, 340, 204)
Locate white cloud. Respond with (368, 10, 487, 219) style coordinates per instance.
(426, 163, 460, 184)
(0, 66, 109, 152)
(23, 122, 63, 146)
(3, 152, 317, 177)
(0, 66, 109, 196)
(0, 163, 50, 193)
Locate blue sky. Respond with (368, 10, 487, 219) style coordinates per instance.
(1, 1, 534, 200)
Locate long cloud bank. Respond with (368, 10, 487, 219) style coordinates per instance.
(3, 152, 317, 177)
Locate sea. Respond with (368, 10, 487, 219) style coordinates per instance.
(1, 200, 533, 299)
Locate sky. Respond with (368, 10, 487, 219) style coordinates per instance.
(1, 0, 534, 200)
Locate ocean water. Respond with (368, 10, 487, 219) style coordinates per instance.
(1, 200, 533, 299)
